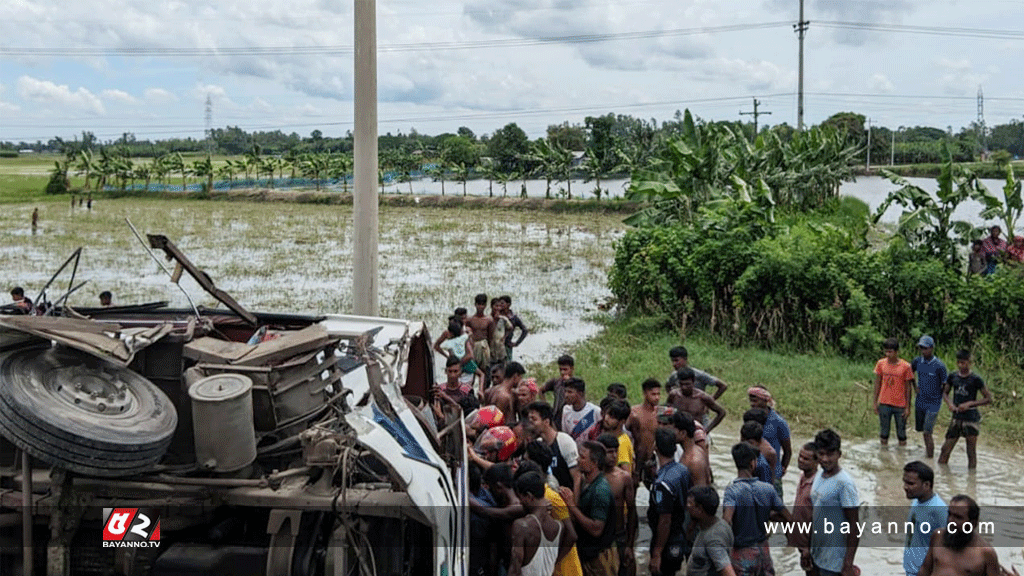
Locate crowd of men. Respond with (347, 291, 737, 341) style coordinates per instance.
(427, 303, 1018, 576)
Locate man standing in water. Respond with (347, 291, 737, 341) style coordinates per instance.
(500, 295, 529, 360)
(918, 495, 1009, 576)
(938, 349, 992, 470)
(668, 368, 726, 435)
(903, 461, 947, 576)
(467, 293, 496, 378)
(874, 338, 915, 447)
(626, 378, 662, 487)
(810, 429, 860, 576)
(911, 336, 947, 458)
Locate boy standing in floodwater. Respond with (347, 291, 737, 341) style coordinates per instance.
(911, 336, 947, 459)
(938, 349, 992, 470)
(874, 338, 915, 447)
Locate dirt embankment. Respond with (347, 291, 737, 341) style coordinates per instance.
(169, 188, 642, 213)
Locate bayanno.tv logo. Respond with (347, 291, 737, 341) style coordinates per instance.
(102, 508, 161, 548)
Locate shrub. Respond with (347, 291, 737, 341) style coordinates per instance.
(611, 212, 1024, 360)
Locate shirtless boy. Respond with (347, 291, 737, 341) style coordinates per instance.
(670, 411, 710, 487)
(626, 378, 662, 487)
(597, 433, 638, 576)
(669, 368, 726, 434)
(467, 293, 496, 376)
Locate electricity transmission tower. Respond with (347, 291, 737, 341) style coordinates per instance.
(977, 86, 987, 158)
(204, 95, 214, 155)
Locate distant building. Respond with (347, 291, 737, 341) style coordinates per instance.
(570, 151, 586, 168)
(18, 149, 35, 154)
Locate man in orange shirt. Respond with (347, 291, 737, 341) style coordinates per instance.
(873, 337, 915, 446)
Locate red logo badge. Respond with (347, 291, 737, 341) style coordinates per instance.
(102, 508, 161, 547)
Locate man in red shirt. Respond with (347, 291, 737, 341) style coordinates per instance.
(874, 337, 915, 446)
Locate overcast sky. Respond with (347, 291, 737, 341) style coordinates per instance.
(1, 0, 1022, 144)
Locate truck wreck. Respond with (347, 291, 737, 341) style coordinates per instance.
(0, 234, 468, 576)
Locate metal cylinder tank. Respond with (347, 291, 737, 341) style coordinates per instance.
(188, 373, 256, 473)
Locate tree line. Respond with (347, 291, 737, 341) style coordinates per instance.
(26, 110, 1024, 198)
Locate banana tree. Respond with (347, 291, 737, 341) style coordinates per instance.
(134, 163, 153, 192)
(191, 156, 215, 193)
(74, 150, 95, 192)
(874, 153, 998, 268)
(330, 154, 353, 193)
(426, 162, 448, 196)
(532, 138, 572, 199)
(979, 164, 1023, 238)
(477, 157, 499, 197)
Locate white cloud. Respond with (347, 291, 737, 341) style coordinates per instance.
(869, 73, 895, 93)
(193, 83, 234, 107)
(0, 100, 21, 115)
(101, 88, 137, 105)
(144, 88, 178, 103)
(16, 76, 104, 115)
(936, 58, 988, 96)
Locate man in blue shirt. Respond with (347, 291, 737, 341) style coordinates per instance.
(902, 461, 946, 576)
(748, 385, 791, 498)
(911, 336, 947, 458)
(723, 442, 791, 576)
(648, 427, 692, 576)
(810, 429, 860, 576)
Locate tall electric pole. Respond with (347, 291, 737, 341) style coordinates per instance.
(353, 0, 379, 316)
(740, 98, 772, 142)
(795, 0, 809, 131)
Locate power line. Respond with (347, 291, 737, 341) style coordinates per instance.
(740, 98, 772, 142)
(816, 20, 1024, 40)
(0, 22, 791, 57)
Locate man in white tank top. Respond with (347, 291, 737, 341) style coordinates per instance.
(510, 471, 577, 576)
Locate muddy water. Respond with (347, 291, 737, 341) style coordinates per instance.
(632, 420, 1024, 574)
(0, 200, 622, 368)
(3, 200, 1021, 573)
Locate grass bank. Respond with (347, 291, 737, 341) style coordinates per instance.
(534, 315, 1024, 448)
(856, 160, 1024, 179)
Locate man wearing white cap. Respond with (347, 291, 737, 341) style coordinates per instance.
(911, 336, 947, 459)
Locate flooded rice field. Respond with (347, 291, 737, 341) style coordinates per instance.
(1, 199, 624, 366)
(3, 198, 1022, 573)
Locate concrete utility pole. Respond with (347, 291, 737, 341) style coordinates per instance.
(353, 0, 379, 316)
(866, 118, 872, 169)
(794, 0, 809, 131)
(740, 98, 772, 143)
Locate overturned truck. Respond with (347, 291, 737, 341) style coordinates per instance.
(0, 235, 468, 576)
